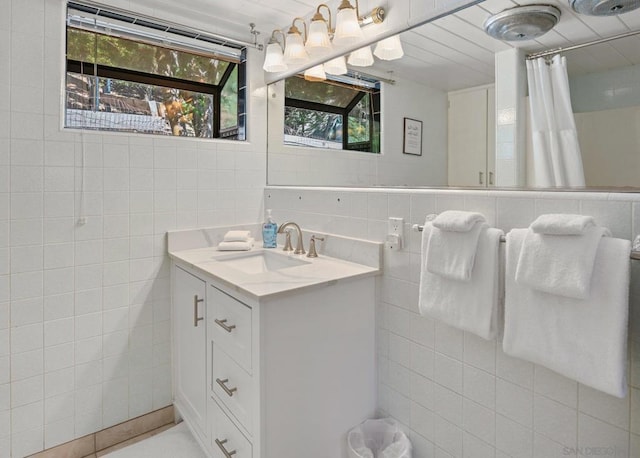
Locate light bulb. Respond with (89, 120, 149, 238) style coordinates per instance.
(263, 42, 288, 72)
(284, 31, 309, 66)
(304, 64, 327, 82)
(348, 46, 374, 67)
(333, 5, 363, 46)
(306, 19, 332, 57)
(324, 56, 348, 75)
(373, 35, 404, 61)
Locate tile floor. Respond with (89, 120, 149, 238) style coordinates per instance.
(103, 423, 205, 458)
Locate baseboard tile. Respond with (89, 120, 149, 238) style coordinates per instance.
(27, 405, 175, 458)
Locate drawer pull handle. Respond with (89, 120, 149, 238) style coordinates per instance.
(215, 318, 236, 333)
(193, 295, 204, 327)
(216, 378, 238, 397)
(215, 438, 237, 457)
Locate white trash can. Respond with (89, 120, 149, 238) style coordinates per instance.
(347, 418, 412, 458)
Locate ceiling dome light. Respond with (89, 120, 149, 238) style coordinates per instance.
(324, 55, 348, 75)
(348, 45, 374, 67)
(570, 0, 640, 16)
(373, 35, 404, 60)
(484, 5, 561, 41)
(306, 6, 333, 57)
(333, 0, 364, 46)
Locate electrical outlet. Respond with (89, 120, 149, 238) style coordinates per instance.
(388, 217, 404, 235)
(387, 217, 404, 250)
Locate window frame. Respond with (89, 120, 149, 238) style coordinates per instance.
(283, 76, 381, 153)
(64, 3, 247, 140)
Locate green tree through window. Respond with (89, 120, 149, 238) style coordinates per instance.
(65, 12, 244, 139)
(284, 76, 380, 153)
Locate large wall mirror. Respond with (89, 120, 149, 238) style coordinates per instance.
(266, 0, 640, 189)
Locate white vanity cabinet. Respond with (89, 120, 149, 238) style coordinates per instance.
(172, 266, 208, 442)
(171, 260, 377, 458)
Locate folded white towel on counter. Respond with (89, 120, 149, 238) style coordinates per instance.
(419, 219, 503, 340)
(223, 230, 252, 242)
(217, 238, 255, 251)
(530, 213, 595, 235)
(432, 210, 486, 232)
(504, 229, 630, 398)
(516, 224, 610, 299)
(426, 221, 487, 281)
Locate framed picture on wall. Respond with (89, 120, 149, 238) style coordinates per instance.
(403, 118, 422, 156)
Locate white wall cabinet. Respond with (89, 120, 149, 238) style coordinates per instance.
(173, 266, 208, 441)
(448, 85, 496, 187)
(172, 261, 376, 458)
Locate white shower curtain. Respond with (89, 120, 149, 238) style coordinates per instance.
(526, 55, 585, 187)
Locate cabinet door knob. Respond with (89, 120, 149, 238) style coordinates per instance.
(193, 295, 204, 327)
(215, 438, 237, 457)
(489, 171, 494, 185)
(215, 318, 236, 333)
(216, 378, 238, 397)
(479, 171, 484, 185)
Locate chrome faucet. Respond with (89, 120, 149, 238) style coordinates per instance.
(277, 222, 305, 254)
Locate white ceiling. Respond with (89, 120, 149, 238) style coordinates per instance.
(128, 0, 640, 91)
(375, 0, 640, 91)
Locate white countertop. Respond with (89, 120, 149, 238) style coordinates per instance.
(169, 245, 381, 300)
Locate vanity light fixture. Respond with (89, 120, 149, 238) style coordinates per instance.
(262, 0, 386, 73)
(324, 55, 348, 75)
(304, 63, 327, 81)
(347, 45, 374, 67)
(284, 18, 309, 66)
(306, 4, 333, 57)
(263, 30, 288, 72)
(373, 34, 404, 60)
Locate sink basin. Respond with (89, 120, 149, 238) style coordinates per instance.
(216, 250, 310, 275)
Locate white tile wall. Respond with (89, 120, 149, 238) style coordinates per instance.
(1, 0, 266, 455)
(267, 186, 640, 458)
(571, 63, 640, 113)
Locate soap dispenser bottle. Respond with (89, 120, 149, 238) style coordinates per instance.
(262, 209, 277, 248)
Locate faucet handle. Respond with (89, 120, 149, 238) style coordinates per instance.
(282, 230, 294, 252)
(306, 235, 325, 258)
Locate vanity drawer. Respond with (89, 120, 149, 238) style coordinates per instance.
(209, 286, 252, 372)
(212, 344, 253, 434)
(210, 397, 253, 458)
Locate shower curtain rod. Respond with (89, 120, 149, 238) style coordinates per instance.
(526, 29, 640, 61)
(412, 225, 640, 260)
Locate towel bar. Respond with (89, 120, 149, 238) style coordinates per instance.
(411, 224, 640, 260)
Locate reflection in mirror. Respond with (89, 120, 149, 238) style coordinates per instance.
(267, 0, 640, 190)
(548, 35, 640, 188)
(282, 75, 380, 153)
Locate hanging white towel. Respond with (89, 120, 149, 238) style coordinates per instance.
(530, 213, 595, 235)
(432, 210, 486, 232)
(515, 225, 610, 299)
(217, 238, 255, 251)
(426, 222, 487, 281)
(419, 220, 502, 340)
(504, 229, 630, 398)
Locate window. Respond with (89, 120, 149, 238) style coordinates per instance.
(283, 75, 381, 153)
(65, 2, 246, 139)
